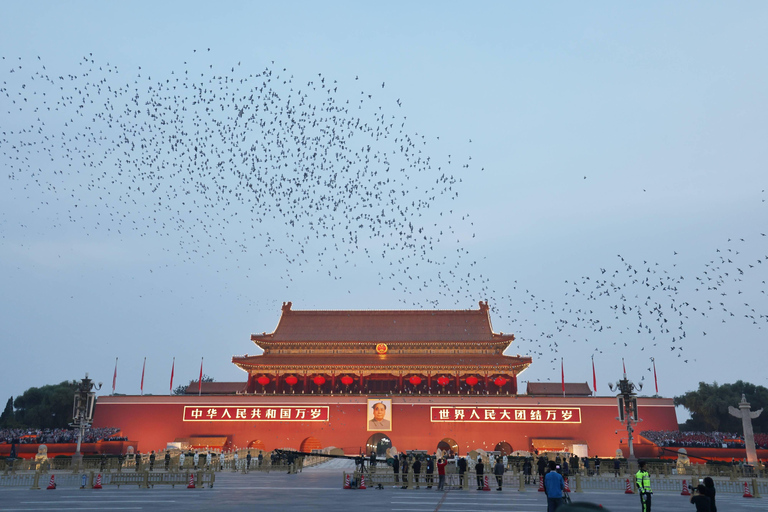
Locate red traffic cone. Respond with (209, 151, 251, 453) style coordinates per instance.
(743, 481, 754, 498)
(187, 473, 195, 489)
(565, 477, 571, 493)
(538, 478, 545, 492)
(46, 475, 56, 490)
(625, 478, 634, 494)
(483, 475, 491, 491)
(681, 479, 691, 496)
(93, 473, 103, 489)
(359, 473, 367, 490)
(343, 473, 351, 489)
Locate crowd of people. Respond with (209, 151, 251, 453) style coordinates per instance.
(641, 430, 768, 449)
(0, 427, 126, 444)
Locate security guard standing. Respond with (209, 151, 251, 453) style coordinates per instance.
(635, 460, 652, 512)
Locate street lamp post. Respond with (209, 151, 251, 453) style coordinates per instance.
(71, 373, 101, 470)
(609, 370, 643, 463)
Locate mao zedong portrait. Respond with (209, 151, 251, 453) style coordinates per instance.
(368, 401, 391, 430)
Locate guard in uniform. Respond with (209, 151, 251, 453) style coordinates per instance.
(635, 460, 652, 512)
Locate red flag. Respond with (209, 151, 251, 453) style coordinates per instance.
(652, 357, 658, 395)
(112, 358, 118, 394)
(170, 357, 175, 395)
(198, 357, 204, 396)
(592, 356, 597, 394)
(561, 358, 565, 396)
(140, 357, 146, 395)
(622, 358, 627, 376)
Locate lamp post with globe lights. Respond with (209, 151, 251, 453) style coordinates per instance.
(70, 374, 102, 470)
(608, 368, 643, 464)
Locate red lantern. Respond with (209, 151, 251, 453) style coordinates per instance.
(313, 376, 326, 386)
(494, 377, 507, 387)
(466, 376, 479, 386)
(341, 376, 354, 386)
(436, 376, 450, 387)
(409, 375, 422, 386)
(257, 376, 270, 386)
(284, 375, 298, 386)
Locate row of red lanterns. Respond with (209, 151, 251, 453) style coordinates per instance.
(256, 375, 509, 387)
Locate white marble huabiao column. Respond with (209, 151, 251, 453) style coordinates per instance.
(728, 394, 763, 465)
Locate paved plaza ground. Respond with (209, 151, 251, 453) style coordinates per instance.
(0, 459, 764, 512)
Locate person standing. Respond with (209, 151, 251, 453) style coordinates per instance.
(537, 455, 547, 484)
(178, 452, 185, 470)
(400, 454, 409, 489)
(412, 456, 422, 489)
(702, 477, 717, 512)
(232, 451, 238, 471)
(457, 456, 467, 488)
(135, 451, 141, 472)
(635, 460, 653, 512)
(149, 450, 156, 471)
(475, 457, 485, 490)
(425, 456, 434, 489)
(392, 453, 400, 486)
(613, 458, 620, 477)
(193, 451, 199, 470)
(246, 451, 251, 470)
(690, 484, 712, 512)
(543, 460, 565, 512)
(437, 457, 447, 491)
(164, 451, 171, 471)
(258, 452, 263, 466)
(494, 457, 505, 491)
(523, 457, 532, 484)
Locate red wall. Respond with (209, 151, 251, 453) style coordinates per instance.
(92, 395, 678, 456)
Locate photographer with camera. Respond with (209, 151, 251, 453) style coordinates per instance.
(690, 484, 712, 512)
(702, 477, 717, 512)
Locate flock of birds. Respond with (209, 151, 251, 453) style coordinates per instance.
(2, 51, 766, 386)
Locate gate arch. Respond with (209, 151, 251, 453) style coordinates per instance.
(437, 438, 459, 457)
(300, 436, 322, 452)
(366, 433, 393, 458)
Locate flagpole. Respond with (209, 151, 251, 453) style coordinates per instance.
(140, 357, 146, 396)
(592, 355, 597, 395)
(561, 358, 565, 397)
(199, 357, 204, 396)
(112, 357, 118, 395)
(651, 357, 658, 396)
(170, 357, 175, 396)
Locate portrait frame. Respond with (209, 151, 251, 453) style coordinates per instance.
(367, 398, 392, 432)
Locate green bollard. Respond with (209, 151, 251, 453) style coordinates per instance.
(519, 472, 525, 492)
(575, 473, 583, 493)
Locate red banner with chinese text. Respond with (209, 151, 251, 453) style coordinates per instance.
(430, 407, 580, 423)
(183, 406, 330, 422)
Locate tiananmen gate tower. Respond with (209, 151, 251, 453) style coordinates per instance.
(92, 301, 678, 456)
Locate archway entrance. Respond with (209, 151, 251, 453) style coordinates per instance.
(366, 433, 392, 457)
(300, 436, 322, 452)
(247, 439, 265, 451)
(495, 441, 513, 455)
(437, 438, 459, 457)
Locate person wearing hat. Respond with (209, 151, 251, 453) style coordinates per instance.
(635, 460, 652, 512)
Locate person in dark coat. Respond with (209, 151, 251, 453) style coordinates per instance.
(392, 454, 400, 485)
(702, 477, 717, 512)
(246, 451, 251, 470)
(425, 456, 434, 488)
(475, 457, 485, 490)
(523, 457, 532, 483)
(164, 451, 171, 471)
(400, 454, 409, 489)
(412, 457, 422, 488)
(494, 457, 505, 491)
(457, 456, 467, 487)
(537, 456, 547, 484)
(149, 451, 156, 471)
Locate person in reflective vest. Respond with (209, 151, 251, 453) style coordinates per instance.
(635, 460, 652, 512)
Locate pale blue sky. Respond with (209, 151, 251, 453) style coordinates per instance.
(1, 2, 767, 415)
